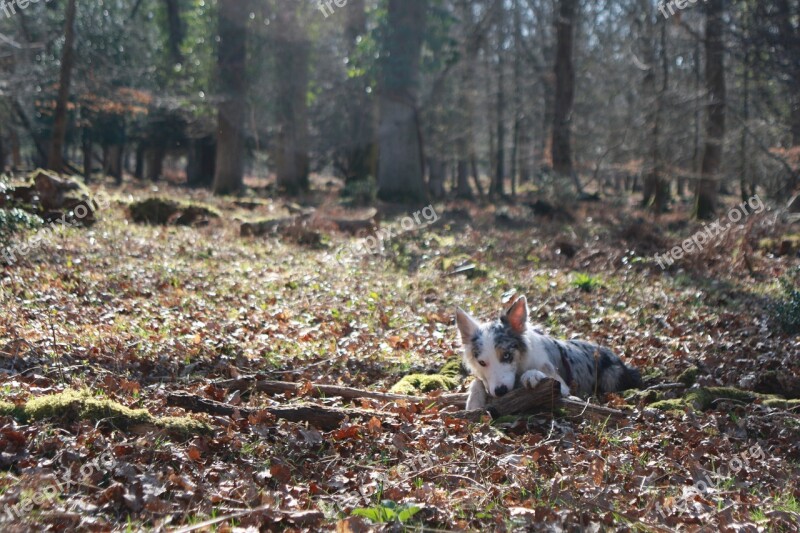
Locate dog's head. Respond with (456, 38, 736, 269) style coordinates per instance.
(456, 296, 529, 398)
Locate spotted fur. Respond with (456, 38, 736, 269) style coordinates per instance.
(456, 296, 642, 410)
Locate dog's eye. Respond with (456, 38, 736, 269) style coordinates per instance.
(502, 352, 514, 362)
(478, 360, 487, 367)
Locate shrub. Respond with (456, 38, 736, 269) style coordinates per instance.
(0, 208, 42, 240)
(773, 269, 800, 335)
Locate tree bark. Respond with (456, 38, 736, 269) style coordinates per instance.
(695, 0, 726, 220)
(163, 0, 185, 66)
(212, 0, 248, 196)
(48, 0, 78, 172)
(377, 0, 429, 204)
(551, 0, 578, 189)
(342, 0, 376, 184)
(134, 142, 146, 180)
(492, 6, 507, 197)
(187, 136, 216, 188)
(274, 7, 310, 195)
(146, 146, 166, 181)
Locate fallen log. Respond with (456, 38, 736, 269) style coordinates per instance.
(166, 391, 394, 431)
(216, 376, 467, 407)
(216, 377, 629, 424)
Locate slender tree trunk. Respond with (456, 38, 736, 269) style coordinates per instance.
(134, 142, 145, 180)
(342, 0, 376, 184)
(187, 136, 216, 188)
(740, 44, 750, 202)
(377, 0, 428, 203)
(492, 39, 506, 197)
(212, 0, 248, 196)
(551, 0, 579, 192)
(10, 130, 21, 171)
(48, 0, 77, 172)
(274, 8, 310, 195)
(695, 0, 726, 220)
(146, 146, 166, 181)
(164, 0, 185, 65)
(82, 129, 92, 181)
(455, 0, 477, 199)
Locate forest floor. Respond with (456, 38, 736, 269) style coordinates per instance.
(1, 175, 799, 532)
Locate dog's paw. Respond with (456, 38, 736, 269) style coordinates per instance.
(558, 381, 571, 397)
(520, 369, 548, 390)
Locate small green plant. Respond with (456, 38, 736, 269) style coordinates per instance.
(0, 208, 42, 240)
(572, 273, 602, 293)
(342, 176, 377, 206)
(773, 269, 800, 335)
(351, 501, 421, 524)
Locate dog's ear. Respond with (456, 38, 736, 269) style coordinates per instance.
(504, 296, 528, 334)
(456, 308, 480, 344)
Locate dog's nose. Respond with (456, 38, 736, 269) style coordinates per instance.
(494, 385, 509, 397)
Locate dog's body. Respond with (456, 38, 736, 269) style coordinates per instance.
(456, 296, 642, 410)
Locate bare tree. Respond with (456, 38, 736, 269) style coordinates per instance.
(551, 0, 580, 193)
(213, 0, 249, 195)
(48, 0, 77, 172)
(377, 0, 428, 203)
(695, 0, 726, 220)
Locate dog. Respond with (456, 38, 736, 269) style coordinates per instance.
(456, 296, 642, 410)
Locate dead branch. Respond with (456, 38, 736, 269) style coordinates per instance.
(216, 377, 629, 424)
(166, 391, 394, 431)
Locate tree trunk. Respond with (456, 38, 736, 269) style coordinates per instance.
(212, 0, 248, 196)
(492, 6, 507, 197)
(164, 0, 185, 65)
(642, 12, 669, 213)
(274, 8, 310, 195)
(377, 0, 428, 204)
(109, 144, 124, 184)
(10, 129, 21, 171)
(551, 0, 578, 189)
(134, 142, 145, 180)
(187, 136, 216, 188)
(342, 0, 376, 184)
(146, 146, 166, 181)
(48, 0, 78, 172)
(695, 0, 726, 220)
(82, 129, 92, 181)
(428, 158, 446, 200)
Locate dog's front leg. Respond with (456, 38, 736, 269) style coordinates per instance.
(521, 363, 571, 397)
(465, 379, 488, 410)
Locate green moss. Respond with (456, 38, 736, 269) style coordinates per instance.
(13, 390, 211, 436)
(650, 387, 761, 411)
(677, 367, 699, 387)
(439, 358, 463, 379)
(762, 398, 800, 409)
(156, 416, 215, 434)
(0, 400, 17, 416)
(623, 389, 663, 404)
(23, 389, 153, 425)
(390, 374, 459, 395)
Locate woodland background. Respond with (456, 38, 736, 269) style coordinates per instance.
(0, 0, 799, 531)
